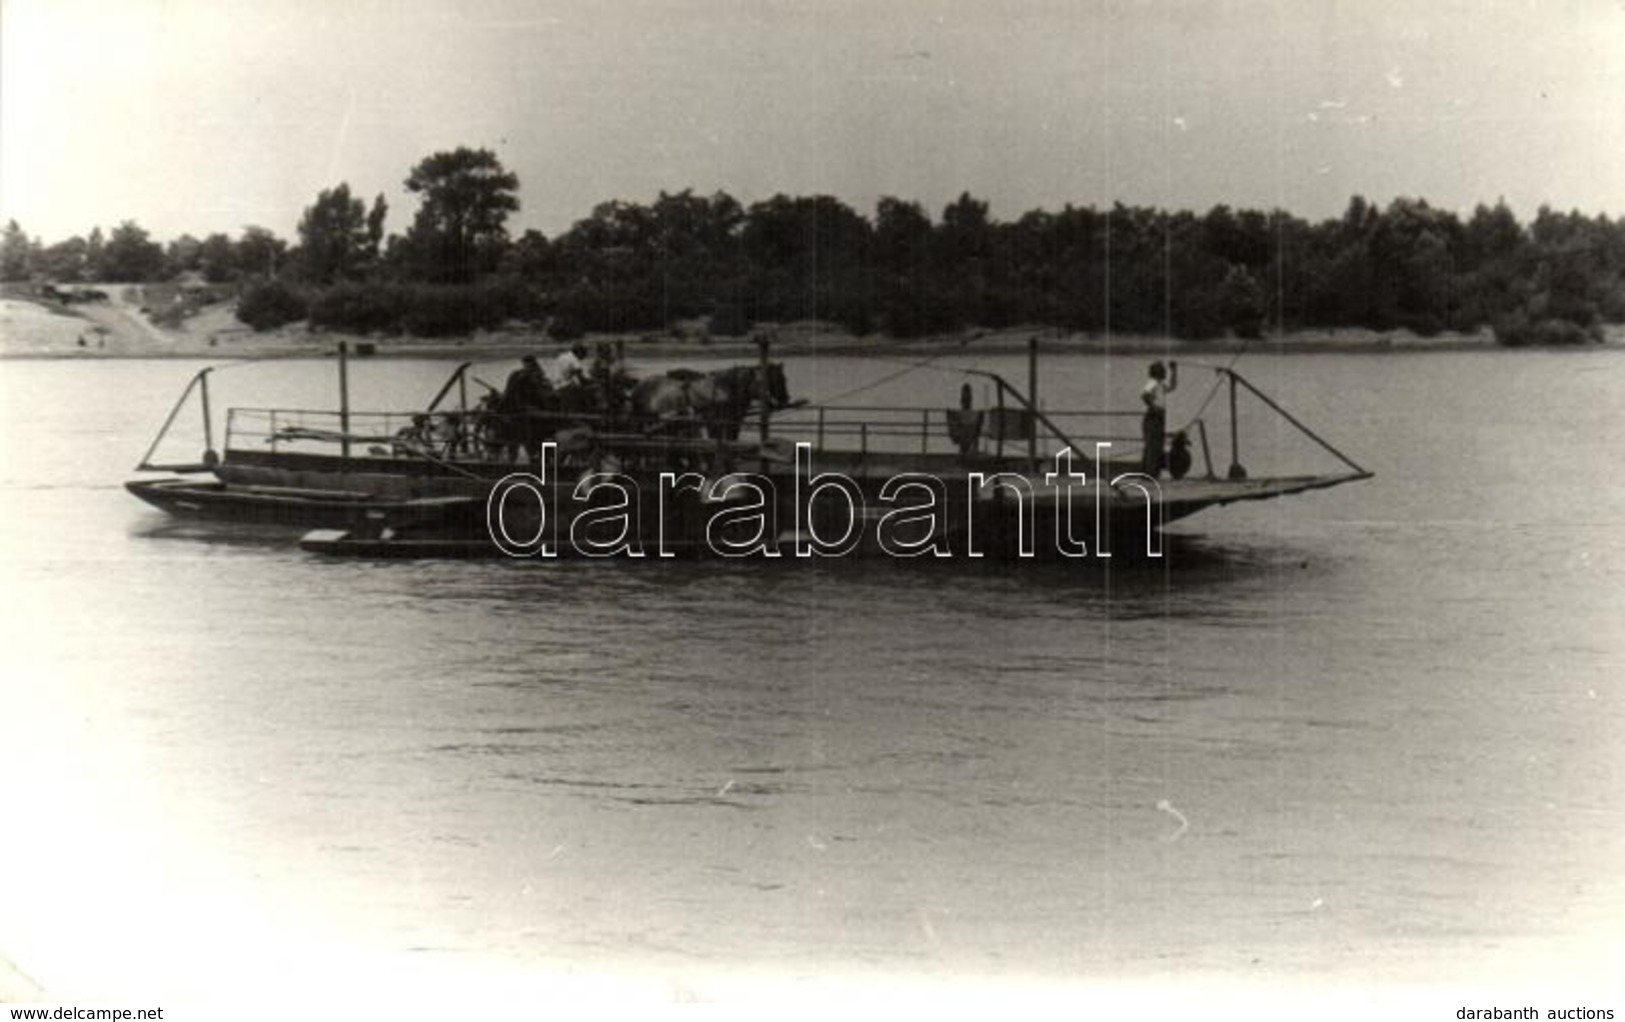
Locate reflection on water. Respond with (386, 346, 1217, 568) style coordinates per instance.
(1, 352, 1622, 999)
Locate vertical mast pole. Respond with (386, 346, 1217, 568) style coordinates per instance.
(199, 368, 215, 457)
(338, 341, 351, 464)
(756, 334, 771, 444)
(1027, 335, 1039, 470)
(1228, 370, 1241, 479)
(756, 334, 771, 474)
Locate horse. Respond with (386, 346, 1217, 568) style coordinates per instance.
(555, 364, 635, 425)
(629, 363, 791, 440)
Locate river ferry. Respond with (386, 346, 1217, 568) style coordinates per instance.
(126, 339, 1372, 559)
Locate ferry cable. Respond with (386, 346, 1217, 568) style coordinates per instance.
(1176, 335, 1258, 431)
(798, 349, 974, 406)
(802, 327, 1071, 407)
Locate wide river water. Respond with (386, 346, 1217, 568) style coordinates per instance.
(1, 347, 1621, 1005)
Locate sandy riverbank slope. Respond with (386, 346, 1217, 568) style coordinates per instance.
(2, 287, 317, 358)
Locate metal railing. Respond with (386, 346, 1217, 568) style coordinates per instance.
(767, 403, 1143, 462)
(140, 349, 1369, 488)
(226, 408, 477, 460)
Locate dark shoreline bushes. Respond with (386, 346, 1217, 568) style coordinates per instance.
(292, 279, 547, 337)
(1492, 314, 1602, 347)
(398, 285, 499, 337)
(236, 279, 308, 332)
(310, 282, 401, 335)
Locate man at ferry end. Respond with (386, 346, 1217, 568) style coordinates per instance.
(1141, 360, 1178, 476)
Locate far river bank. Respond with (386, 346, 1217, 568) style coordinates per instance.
(2, 292, 1619, 363)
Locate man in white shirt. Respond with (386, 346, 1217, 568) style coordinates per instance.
(1140, 360, 1178, 476)
(553, 342, 589, 390)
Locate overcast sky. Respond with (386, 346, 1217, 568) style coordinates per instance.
(3, 0, 1622, 244)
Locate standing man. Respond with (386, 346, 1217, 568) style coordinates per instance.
(1140, 360, 1178, 477)
(505, 354, 553, 408)
(502, 354, 554, 461)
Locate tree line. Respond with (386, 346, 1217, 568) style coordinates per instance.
(4, 146, 1622, 346)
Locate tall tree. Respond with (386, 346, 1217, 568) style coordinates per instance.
(548, 199, 661, 330)
(937, 192, 993, 268)
(401, 147, 519, 283)
(1, 220, 33, 281)
(365, 194, 389, 267)
(85, 227, 106, 281)
(650, 189, 746, 321)
(198, 233, 238, 283)
(1203, 205, 1272, 268)
(873, 198, 951, 336)
(1461, 200, 1524, 270)
(741, 194, 873, 328)
(236, 226, 288, 280)
(1369, 197, 1461, 331)
(165, 234, 203, 276)
(35, 236, 89, 282)
(100, 221, 167, 282)
(873, 198, 933, 275)
(295, 183, 381, 283)
(937, 193, 1008, 327)
(501, 228, 552, 281)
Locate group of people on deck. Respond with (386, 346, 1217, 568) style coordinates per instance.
(497, 347, 1187, 476)
(503, 342, 632, 412)
(492, 342, 634, 461)
(504, 341, 590, 403)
